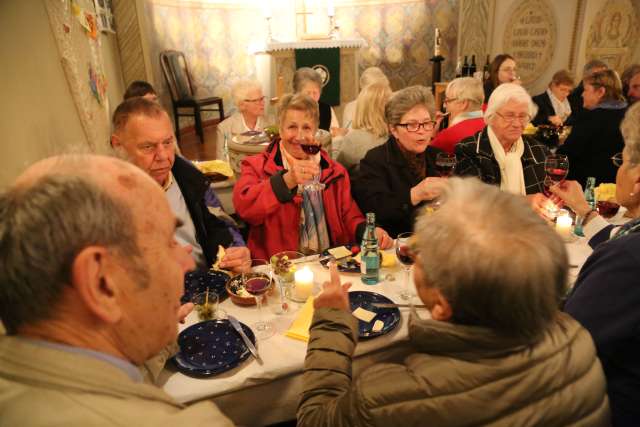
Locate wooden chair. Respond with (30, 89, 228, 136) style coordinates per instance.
(159, 50, 224, 143)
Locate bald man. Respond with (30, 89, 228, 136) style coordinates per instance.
(0, 155, 234, 426)
(111, 97, 250, 272)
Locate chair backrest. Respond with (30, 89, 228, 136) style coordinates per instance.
(160, 50, 195, 102)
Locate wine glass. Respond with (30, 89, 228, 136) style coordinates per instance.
(435, 153, 456, 177)
(543, 154, 569, 196)
(301, 131, 326, 191)
(395, 232, 415, 301)
(243, 259, 275, 340)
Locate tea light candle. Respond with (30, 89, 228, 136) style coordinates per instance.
(294, 266, 314, 300)
(555, 213, 573, 239)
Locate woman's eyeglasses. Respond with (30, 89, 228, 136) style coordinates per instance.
(396, 121, 437, 132)
(495, 112, 530, 124)
(611, 152, 623, 167)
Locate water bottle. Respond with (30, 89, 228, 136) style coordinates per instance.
(360, 213, 380, 285)
(574, 177, 596, 236)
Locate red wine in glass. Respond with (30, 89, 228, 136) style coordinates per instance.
(396, 245, 414, 266)
(543, 154, 569, 196)
(436, 163, 455, 177)
(244, 276, 271, 296)
(545, 167, 568, 183)
(301, 144, 321, 155)
(596, 200, 620, 218)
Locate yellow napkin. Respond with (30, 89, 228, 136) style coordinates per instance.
(285, 296, 314, 342)
(354, 251, 396, 268)
(195, 160, 233, 178)
(595, 183, 616, 202)
(523, 123, 537, 135)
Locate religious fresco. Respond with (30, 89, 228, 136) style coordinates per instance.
(145, 0, 459, 115)
(586, 0, 638, 72)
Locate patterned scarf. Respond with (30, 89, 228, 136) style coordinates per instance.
(612, 217, 640, 240)
(397, 141, 427, 181)
(279, 142, 331, 255)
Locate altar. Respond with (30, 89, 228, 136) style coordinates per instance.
(254, 38, 367, 116)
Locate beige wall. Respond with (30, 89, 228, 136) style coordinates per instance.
(0, 1, 124, 188)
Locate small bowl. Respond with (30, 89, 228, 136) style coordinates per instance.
(270, 251, 304, 283)
(226, 273, 275, 306)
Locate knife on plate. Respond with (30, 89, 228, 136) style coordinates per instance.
(228, 315, 261, 362)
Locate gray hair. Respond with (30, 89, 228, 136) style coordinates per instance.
(293, 67, 323, 93)
(0, 160, 147, 335)
(414, 177, 567, 342)
(385, 85, 435, 125)
(621, 102, 640, 166)
(231, 79, 263, 106)
(583, 59, 608, 77)
(359, 67, 389, 89)
(446, 77, 485, 111)
(485, 83, 538, 125)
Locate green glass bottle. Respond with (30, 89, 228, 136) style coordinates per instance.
(360, 213, 380, 285)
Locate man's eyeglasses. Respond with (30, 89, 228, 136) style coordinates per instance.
(495, 112, 530, 124)
(611, 152, 623, 167)
(396, 121, 437, 132)
(244, 96, 265, 103)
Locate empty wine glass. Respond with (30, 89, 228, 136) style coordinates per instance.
(243, 259, 275, 340)
(435, 152, 457, 177)
(395, 232, 415, 301)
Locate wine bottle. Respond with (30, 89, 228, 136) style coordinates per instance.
(483, 55, 491, 82)
(462, 55, 470, 77)
(470, 55, 477, 76)
(360, 213, 380, 285)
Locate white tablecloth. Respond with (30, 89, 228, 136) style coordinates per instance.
(160, 258, 416, 426)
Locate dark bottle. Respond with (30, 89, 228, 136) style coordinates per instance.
(469, 55, 477, 76)
(483, 55, 491, 81)
(461, 55, 470, 76)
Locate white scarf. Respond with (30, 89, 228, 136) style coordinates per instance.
(487, 126, 526, 195)
(546, 89, 571, 121)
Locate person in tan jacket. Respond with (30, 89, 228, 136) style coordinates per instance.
(0, 154, 234, 426)
(298, 177, 610, 427)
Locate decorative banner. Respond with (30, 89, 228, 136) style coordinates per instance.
(502, 0, 556, 86)
(295, 47, 340, 106)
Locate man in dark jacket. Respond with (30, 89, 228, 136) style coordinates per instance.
(111, 98, 249, 271)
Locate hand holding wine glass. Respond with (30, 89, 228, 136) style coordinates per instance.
(543, 154, 569, 197)
(435, 152, 457, 177)
(282, 150, 320, 188)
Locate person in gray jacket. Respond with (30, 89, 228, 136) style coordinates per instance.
(298, 177, 610, 427)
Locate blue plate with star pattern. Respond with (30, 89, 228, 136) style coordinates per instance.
(349, 291, 401, 339)
(182, 270, 230, 304)
(172, 319, 256, 377)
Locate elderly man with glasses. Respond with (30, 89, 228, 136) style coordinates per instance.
(455, 83, 552, 217)
(352, 85, 446, 238)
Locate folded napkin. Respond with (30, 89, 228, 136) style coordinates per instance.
(195, 160, 233, 178)
(285, 296, 315, 342)
(595, 183, 616, 202)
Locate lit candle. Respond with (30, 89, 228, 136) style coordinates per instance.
(294, 266, 314, 300)
(434, 28, 441, 56)
(328, 0, 335, 17)
(555, 213, 573, 239)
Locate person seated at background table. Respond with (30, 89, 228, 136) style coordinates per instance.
(553, 103, 640, 427)
(334, 82, 391, 175)
(111, 97, 249, 272)
(233, 93, 392, 259)
(483, 53, 521, 101)
(621, 63, 640, 105)
(531, 69, 575, 127)
(455, 83, 551, 217)
(352, 86, 445, 238)
(297, 177, 610, 427)
(293, 67, 346, 137)
(430, 77, 485, 154)
(341, 66, 390, 128)
(215, 79, 269, 160)
(568, 59, 608, 121)
(0, 154, 234, 426)
(124, 80, 158, 102)
(558, 69, 627, 187)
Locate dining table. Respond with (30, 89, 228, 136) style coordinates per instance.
(159, 209, 628, 426)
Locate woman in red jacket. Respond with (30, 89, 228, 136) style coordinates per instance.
(233, 93, 392, 259)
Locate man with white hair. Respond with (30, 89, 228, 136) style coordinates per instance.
(0, 154, 234, 426)
(455, 83, 552, 217)
(297, 178, 609, 427)
(215, 79, 268, 160)
(430, 77, 485, 154)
